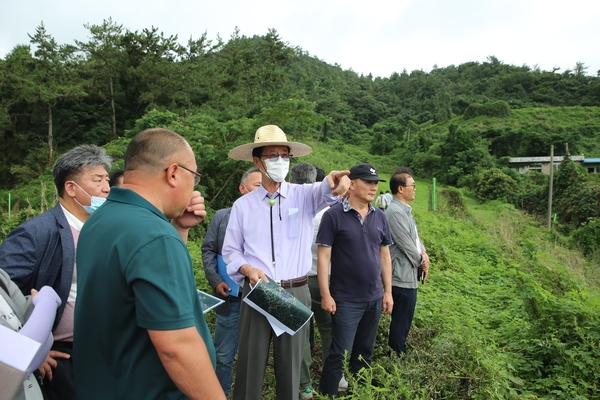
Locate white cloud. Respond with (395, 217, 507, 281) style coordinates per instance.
(1, 0, 599, 76)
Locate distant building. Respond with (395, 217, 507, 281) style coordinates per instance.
(508, 155, 585, 174)
(582, 158, 600, 174)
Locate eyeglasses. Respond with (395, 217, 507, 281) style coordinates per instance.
(178, 165, 202, 185)
(165, 164, 202, 185)
(402, 184, 416, 188)
(260, 152, 292, 161)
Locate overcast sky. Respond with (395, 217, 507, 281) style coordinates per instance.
(1, 0, 599, 77)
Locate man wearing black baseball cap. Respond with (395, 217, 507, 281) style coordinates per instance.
(316, 163, 394, 396)
(347, 163, 386, 182)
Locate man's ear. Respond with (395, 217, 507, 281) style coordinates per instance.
(64, 181, 76, 197)
(164, 164, 179, 188)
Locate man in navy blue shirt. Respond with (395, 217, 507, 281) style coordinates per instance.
(316, 163, 394, 396)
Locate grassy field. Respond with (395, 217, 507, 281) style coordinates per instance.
(190, 169, 600, 399)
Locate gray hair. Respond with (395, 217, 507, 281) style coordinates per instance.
(290, 162, 317, 184)
(240, 167, 260, 185)
(53, 145, 112, 197)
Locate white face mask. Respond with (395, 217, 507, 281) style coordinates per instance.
(71, 182, 107, 214)
(264, 157, 290, 183)
(82, 196, 107, 214)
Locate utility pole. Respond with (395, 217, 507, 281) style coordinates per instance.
(547, 145, 554, 230)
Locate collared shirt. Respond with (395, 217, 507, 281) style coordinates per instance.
(60, 204, 84, 231)
(341, 196, 375, 221)
(223, 180, 338, 285)
(75, 187, 215, 399)
(53, 205, 84, 341)
(316, 199, 392, 302)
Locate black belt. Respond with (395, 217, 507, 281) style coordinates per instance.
(276, 275, 308, 288)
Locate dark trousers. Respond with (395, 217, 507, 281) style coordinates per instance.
(319, 298, 382, 396)
(42, 342, 75, 400)
(388, 286, 418, 354)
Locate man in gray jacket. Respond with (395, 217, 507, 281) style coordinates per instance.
(385, 167, 430, 355)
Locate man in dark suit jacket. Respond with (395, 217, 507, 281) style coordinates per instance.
(2, 204, 75, 330)
(0, 144, 112, 400)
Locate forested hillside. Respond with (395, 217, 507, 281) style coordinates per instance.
(2, 19, 599, 254)
(1, 20, 599, 187)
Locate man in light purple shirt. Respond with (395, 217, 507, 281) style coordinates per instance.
(222, 125, 350, 400)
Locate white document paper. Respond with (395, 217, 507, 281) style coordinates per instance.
(0, 325, 42, 400)
(243, 278, 313, 337)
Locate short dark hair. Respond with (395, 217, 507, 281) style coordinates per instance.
(251, 147, 263, 159)
(389, 167, 414, 195)
(110, 169, 124, 187)
(251, 146, 291, 159)
(315, 166, 326, 182)
(290, 162, 317, 184)
(53, 145, 112, 197)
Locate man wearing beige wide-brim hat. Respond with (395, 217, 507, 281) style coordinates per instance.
(223, 125, 351, 400)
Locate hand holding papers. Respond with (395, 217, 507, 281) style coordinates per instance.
(243, 277, 313, 336)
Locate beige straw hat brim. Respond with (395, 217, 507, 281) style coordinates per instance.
(228, 125, 312, 161)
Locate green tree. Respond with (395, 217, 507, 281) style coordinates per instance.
(76, 18, 126, 139)
(553, 155, 600, 230)
(117, 26, 183, 121)
(513, 171, 548, 215)
(571, 217, 600, 256)
(175, 33, 224, 110)
(370, 131, 394, 155)
(440, 124, 495, 185)
(553, 155, 581, 196)
(475, 169, 517, 202)
(254, 99, 329, 139)
(25, 23, 85, 165)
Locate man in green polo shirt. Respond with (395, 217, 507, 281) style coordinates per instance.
(74, 128, 225, 399)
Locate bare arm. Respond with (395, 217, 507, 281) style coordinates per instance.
(317, 245, 336, 314)
(148, 327, 226, 400)
(380, 245, 393, 314)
